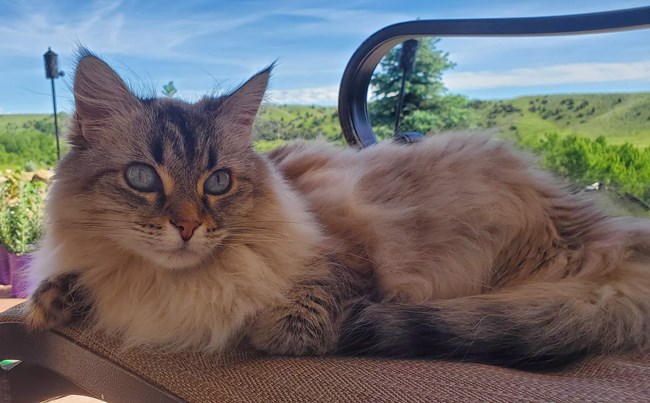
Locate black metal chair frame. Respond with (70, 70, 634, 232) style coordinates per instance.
(338, 6, 650, 148)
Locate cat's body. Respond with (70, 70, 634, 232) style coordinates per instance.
(270, 138, 650, 367)
(25, 51, 650, 370)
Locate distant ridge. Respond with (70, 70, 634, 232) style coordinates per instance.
(470, 92, 650, 147)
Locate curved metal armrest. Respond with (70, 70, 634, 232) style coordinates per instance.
(338, 6, 650, 148)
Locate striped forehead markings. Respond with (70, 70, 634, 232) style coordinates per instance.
(150, 136, 165, 165)
(146, 103, 220, 170)
(166, 106, 196, 160)
(207, 146, 217, 169)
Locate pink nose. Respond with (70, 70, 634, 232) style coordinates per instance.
(170, 220, 201, 241)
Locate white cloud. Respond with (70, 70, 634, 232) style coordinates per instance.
(0, 1, 406, 67)
(444, 60, 650, 90)
(0, 1, 265, 65)
(268, 86, 339, 105)
(163, 86, 341, 106)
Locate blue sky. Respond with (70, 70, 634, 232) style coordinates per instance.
(0, 0, 649, 114)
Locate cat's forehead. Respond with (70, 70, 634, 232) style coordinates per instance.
(146, 98, 211, 131)
(140, 99, 222, 170)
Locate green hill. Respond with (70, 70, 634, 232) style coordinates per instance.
(0, 114, 62, 170)
(1, 92, 648, 169)
(1, 93, 649, 216)
(255, 105, 342, 143)
(471, 93, 650, 147)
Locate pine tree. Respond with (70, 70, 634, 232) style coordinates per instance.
(369, 38, 471, 135)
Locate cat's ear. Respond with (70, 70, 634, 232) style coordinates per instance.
(202, 65, 272, 145)
(72, 50, 140, 138)
(224, 66, 271, 127)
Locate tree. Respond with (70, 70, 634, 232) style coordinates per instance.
(162, 81, 177, 98)
(369, 38, 471, 136)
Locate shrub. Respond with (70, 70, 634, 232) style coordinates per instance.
(0, 172, 46, 254)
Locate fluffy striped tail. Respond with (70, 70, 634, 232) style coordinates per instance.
(337, 269, 649, 370)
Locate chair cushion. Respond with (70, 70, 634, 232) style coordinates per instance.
(1, 303, 648, 402)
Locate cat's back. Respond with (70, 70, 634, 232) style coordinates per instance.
(267, 133, 539, 204)
(267, 133, 552, 238)
(268, 133, 555, 300)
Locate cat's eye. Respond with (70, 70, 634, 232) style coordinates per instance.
(204, 169, 231, 195)
(124, 163, 161, 192)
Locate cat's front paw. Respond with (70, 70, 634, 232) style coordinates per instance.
(24, 272, 92, 330)
(248, 301, 338, 356)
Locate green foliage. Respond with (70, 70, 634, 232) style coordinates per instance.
(369, 38, 472, 136)
(0, 172, 46, 254)
(0, 130, 59, 169)
(517, 132, 650, 204)
(254, 139, 287, 153)
(162, 81, 177, 98)
(0, 114, 63, 169)
(254, 105, 344, 145)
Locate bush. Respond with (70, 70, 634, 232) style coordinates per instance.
(517, 133, 650, 203)
(0, 130, 59, 169)
(0, 172, 46, 254)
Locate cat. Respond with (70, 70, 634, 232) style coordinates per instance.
(25, 49, 649, 370)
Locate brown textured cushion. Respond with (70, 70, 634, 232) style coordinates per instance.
(1, 303, 648, 402)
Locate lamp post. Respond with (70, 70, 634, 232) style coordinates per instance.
(43, 48, 64, 161)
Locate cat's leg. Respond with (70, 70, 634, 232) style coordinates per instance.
(248, 261, 357, 356)
(24, 272, 93, 330)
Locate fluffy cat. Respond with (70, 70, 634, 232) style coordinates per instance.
(25, 50, 649, 370)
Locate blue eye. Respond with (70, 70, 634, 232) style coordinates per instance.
(124, 164, 161, 192)
(204, 170, 231, 195)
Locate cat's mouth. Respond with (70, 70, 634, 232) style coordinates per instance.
(122, 225, 225, 270)
(162, 247, 208, 269)
(133, 242, 211, 271)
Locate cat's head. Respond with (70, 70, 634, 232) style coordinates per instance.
(49, 49, 281, 270)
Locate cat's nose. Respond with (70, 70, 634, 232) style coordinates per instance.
(170, 219, 201, 241)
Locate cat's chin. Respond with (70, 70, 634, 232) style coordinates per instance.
(140, 248, 211, 271)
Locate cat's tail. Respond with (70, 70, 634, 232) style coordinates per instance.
(337, 259, 649, 370)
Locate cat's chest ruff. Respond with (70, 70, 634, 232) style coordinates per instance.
(83, 246, 293, 351)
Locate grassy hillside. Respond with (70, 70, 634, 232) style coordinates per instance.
(0, 113, 62, 137)
(0, 108, 343, 170)
(471, 93, 650, 146)
(0, 114, 62, 170)
(1, 92, 648, 168)
(0, 93, 648, 216)
(254, 105, 342, 143)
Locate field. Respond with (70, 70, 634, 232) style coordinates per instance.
(3, 92, 649, 170)
(0, 113, 62, 170)
(255, 105, 342, 143)
(1, 92, 648, 219)
(471, 93, 650, 147)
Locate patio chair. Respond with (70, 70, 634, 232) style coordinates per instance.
(2, 6, 650, 402)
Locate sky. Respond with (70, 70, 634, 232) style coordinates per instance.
(0, 0, 649, 114)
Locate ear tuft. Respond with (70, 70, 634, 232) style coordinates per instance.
(73, 48, 139, 126)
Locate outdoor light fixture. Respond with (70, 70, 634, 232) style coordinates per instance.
(43, 47, 64, 160)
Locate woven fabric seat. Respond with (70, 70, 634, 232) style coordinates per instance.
(1, 301, 649, 402)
